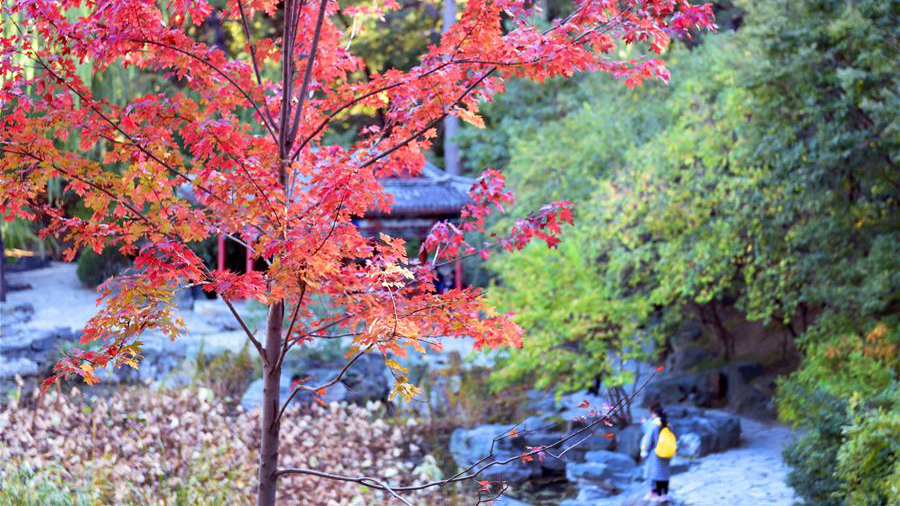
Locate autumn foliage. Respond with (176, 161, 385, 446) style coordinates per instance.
(0, 0, 714, 501)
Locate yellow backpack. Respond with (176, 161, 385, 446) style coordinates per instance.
(655, 422, 677, 459)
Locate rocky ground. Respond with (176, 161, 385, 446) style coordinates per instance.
(1, 262, 255, 387)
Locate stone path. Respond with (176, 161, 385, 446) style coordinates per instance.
(668, 416, 798, 506)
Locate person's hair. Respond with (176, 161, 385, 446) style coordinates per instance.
(648, 401, 668, 428)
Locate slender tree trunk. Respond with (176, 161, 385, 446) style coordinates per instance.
(257, 301, 284, 506)
(442, 0, 461, 175)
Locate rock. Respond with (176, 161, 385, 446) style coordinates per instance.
(613, 424, 644, 458)
(174, 287, 194, 311)
(668, 410, 741, 457)
(0, 326, 75, 356)
(340, 354, 389, 404)
(28, 327, 75, 353)
(0, 356, 39, 379)
(449, 425, 542, 484)
(94, 336, 188, 384)
(725, 361, 766, 384)
(722, 361, 775, 418)
(4, 255, 49, 272)
(514, 416, 568, 472)
(492, 496, 534, 506)
(559, 484, 614, 505)
(670, 456, 691, 475)
(734, 390, 775, 418)
(677, 432, 703, 458)
(524, 389, 558, 413)
(642, 372, 725, 407)
(0, 326, 78, 379)
(0, 302, 35, 328)
(240, 369, 350, 411)
(611, 409, 740, 459)
(669, 347, 718, 372)
(566, 450, 636, 492)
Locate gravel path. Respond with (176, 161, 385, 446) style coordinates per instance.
(668, 416, 798, 506)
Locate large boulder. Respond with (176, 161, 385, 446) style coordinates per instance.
(565, 450, 636, 492)
(641, 372, 726, 407)
(449, 424, 543, 484)
(94, 335, 188, 384)
(613, 424, 644, 458)
(340, 354, 389, 404)
(668, 347, 718, 372)
(241, 368, 349, 411)
(0, 302, 35, 330)
(0, 325, 79, 383)
(559, 485, 615, 505)
(666, 408, 741, 457)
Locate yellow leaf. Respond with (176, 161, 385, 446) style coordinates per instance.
(455, 106, 485, 129)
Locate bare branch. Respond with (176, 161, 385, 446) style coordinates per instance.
(220, 296, 267, 364)
(273, 344, 373, 427)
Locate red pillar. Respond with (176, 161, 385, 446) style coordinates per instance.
(454, 259, 463, 290)
(217, 233, 225, 271)
(246, 246, 253, 273)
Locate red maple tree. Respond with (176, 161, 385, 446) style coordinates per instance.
(0, 0, 713, 503)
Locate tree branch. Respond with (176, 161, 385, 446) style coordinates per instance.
(286, 0, 330, 150)
(273, 343, 373, 427)
(129, 38, 279, 142)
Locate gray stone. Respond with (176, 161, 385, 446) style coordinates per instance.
(0, 302, 35, 329)
(566, 450, 635, 491)
(670, 455, 691, 475)
(559, 484, 614, 505)
(174, 287, 194, 311)
(669, 347, 717, 372)
(240, 370, 350, 411)
(642, 372, 726, 407)
(668, 410, 741, 457)
(449, 425, 542, 484)
(340, 354, 389, 403)
(614, 424, 644, 458)
(677, 432, 703, 458)
(0, 356, 39, 379)
(492, 496, 533, 506)
(525, 389, 558, 413)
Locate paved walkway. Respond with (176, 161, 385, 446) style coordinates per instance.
(669, 416, 798, 506)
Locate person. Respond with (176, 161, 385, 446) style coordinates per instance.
(640, 402, 672, 502)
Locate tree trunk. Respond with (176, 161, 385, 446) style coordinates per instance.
(442, 0, 461, 175)
(257, 302, 284, 506)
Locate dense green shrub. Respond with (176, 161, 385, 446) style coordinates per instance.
(779, 318, 899, 505)
(75, 247, 131, 287)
